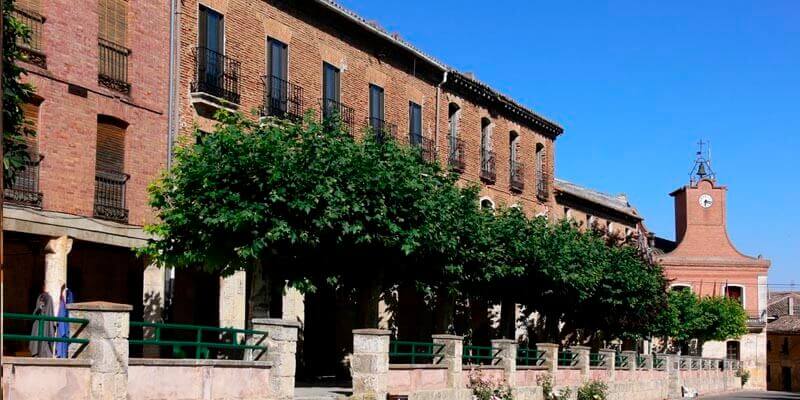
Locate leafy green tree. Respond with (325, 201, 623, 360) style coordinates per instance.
(3, 0, 37, 184)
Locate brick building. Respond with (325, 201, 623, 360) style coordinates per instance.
(654, 154, 770, 389)
(766, 292, 800, 392)
(172, 0, 563, 377)
(2, 0, 171, 355)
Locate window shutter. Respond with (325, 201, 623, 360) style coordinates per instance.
(96, 120, 125, 173)
(16, 0, 42, 12)
(21, 102, 39, 153)
(99, 0, 127, 45)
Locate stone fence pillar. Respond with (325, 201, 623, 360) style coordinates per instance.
(251, 318, 300, 400)
(599, 348, 616, 381)
(572, 346, 590, 382)
(491, 339, 517, 386)
(666, 354, 681, 399)
(622, 350, 637, 372)
(68, 301, 132, 400)
(536, 343, 559, 374)
(351, 329, 391, 400)
(643, 354, 654, 370)
(432, 334, 463, 389)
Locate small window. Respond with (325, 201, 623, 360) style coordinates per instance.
(535, 143, 547, 198)
(448, 103, 460, 141)
(322, 63, 341, 119)
(199, 5, 224, 53)
(369, 84, 384, 129)
(671, 284, 692, 292)
(99, 0, 128, 46)
(408, 101, 422, 145)
(480, 118, 492, 151)
(96, 115, 127, 173)
(726, 341, 740, 360)
(725, 285, 744, 306)
(480, 198, 494, 210)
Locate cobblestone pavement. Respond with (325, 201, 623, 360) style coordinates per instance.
(699, 391, 800, 399)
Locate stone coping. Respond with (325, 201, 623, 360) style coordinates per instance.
(129, 358, 272, 368)
(462, 365, 504, 370)
(569, 345, 590, 350)
(251, 318, 301, 328)
(431, 334, 463, 340)
(516, 365, 548, 371)
(491, 339, 515, 344)
(352, 328, 391, 336)
(389, 364, 448, 370)
(68, 301, 133, 312)
(2, 356, 92, 367)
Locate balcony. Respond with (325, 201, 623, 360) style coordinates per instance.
(366, 117, 397, 142)
(261, 75, 303, 121)
(510, 161, 525, 192)
(320, 98, 355, 133)
(98, 38, 131, 94)
(94, 170, 130, 223)
(448, 138, 465, 172)
(536, 171, 549, 200)
(192, 46, 241, 105)
(410, 132, 436, 163)
(480, 149, 496, 183)
(13, 8, 46, 69)
(4, 154, 44, 208)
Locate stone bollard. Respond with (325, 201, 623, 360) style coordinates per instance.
(622, 350, 637, 372)
(599, 348, 616, 381)
(250, 318, 300, 400)
(536, 343, 559, 374)
(572, 346, 590, 382)
(351, 329, 391, 400)
(491, 339, 517, 386)
(68, 301, 132, 400)
(432, 334, 464, 389)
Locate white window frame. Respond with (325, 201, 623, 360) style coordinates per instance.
(479, 196, 495, 210)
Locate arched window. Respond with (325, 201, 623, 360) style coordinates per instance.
(480, 197, 495, 211)
(95, 115, 129, 222)
(670, 284, 692, 292)
(535, 143, 547, 199)
(447, 103, 464, 171)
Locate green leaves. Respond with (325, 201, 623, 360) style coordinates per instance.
(654, 289, 747, 348)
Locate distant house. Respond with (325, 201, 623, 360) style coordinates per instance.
(767, 292, 800, 392)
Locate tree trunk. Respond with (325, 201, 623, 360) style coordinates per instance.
(499, 296, 516, 340)
(433, 288, 455, 334)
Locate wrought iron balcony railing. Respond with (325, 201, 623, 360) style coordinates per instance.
(13, 8, 46, 68)
(448, 137, 465, 172)
(410, 132, 436, 163)
(536, 170, 549, 200)
(480, 149, 496, 183)
(366, 117, 397, 142)
(192, 46, 241, 104)
(320, 98, 355, 133)
(510, 160, 525, 192)
(4, 154, 44, 208)
(94, 169, 130, 223)
(98, 38, 131, 94)
(261, 75, 303, 121)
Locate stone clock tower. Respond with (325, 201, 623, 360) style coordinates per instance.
(657, 148, 770, 389)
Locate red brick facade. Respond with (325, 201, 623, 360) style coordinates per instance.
(14, 0, 170, 226)
(179, 0, 562, 216)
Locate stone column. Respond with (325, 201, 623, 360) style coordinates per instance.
(432, 334, 464, 389)
(667, 354, 681, 399)
(141, 262, 165, 358)
(45, 235, 73, 316)
(352, 329, 390, 400)
(251, 318, 299, 400)
(643, 354, 654, 370)
(536, 342, 559, 373)
(599, 348, 616, 381)
(219, 270, 247, 341)
(622, 350, 637, 372)
(491, 339, 517, 386)
(572, 346, 591, 382)
(68, 301, 132, 400)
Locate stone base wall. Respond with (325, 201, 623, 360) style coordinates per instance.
(388, 366, 449, 393)
(2, 357, 92, 400)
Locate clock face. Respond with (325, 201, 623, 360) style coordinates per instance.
(699, 194, 713, 208)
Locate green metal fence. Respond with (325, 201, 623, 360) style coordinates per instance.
(653, 356, 666, 370)
(557, 350, 579, 367)
(589, 353, 607, 367)
(2, 312, 90, 355)
(516, 347, 546, 366)
(389, 341, 444, 364)
(615, 353, 629, 368)
(129, 321, 267, 359)
(637, 355, 647, 369)
(462, 345, 500, 365)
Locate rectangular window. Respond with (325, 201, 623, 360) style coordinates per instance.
(726, 341, 740, 360)
(99, 0, 127, 45)
(322, 63, 341, 119)
(199, 5, 224, 53)
(408, 101, 422, 145)
(369, 84, 384, 129)
(725, 286, 743, 305)
(267, 38, 288, 112)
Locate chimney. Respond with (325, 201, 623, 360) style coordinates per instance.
(790, 297, 795, 316)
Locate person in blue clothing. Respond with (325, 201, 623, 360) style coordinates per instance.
(55, 284, 74, 358)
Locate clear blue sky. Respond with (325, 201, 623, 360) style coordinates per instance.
(340, 0, 799, 289)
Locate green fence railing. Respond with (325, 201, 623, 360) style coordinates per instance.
(462, 345, 500, 365)
(615, 353, 630, 369)
(589, 353, 607, 367)
(2, 312, 90, 355)
(516, 347, 546, 366)
(557, 350, 579, 367)
(637, 355, 647, 369)
(129, 321, 267, 359)
(653, 356, 666, 370)
(389, 341, 444, 364)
